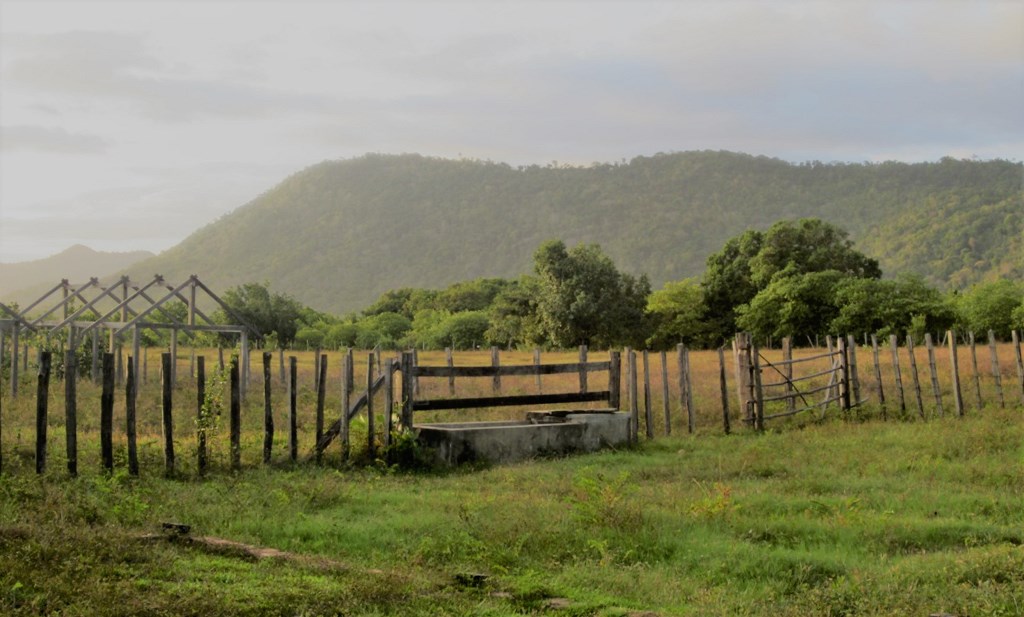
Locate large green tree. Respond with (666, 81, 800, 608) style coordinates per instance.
(702, 218, 881, 342)
(533, 240, 650, 348)
(217, 282, 305, 348)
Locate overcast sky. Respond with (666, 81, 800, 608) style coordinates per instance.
(1, 0, 1021, 263)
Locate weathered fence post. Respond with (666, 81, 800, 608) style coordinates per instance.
(948, 330, 964, 417)
(161, 352, 175, 477)
(34, 351, 51, 474)
(782, 337, 795, 414)
(279, 347, 286, 386)
(446, 348, 455, 395)
(628, 349, 639, 443)
(924, 333, 943, 417)
(660, 350, 671, 435)
(491, 347, 501, 393)
(870, 335, 886, 419)
(100, 352, 114, 472)
(289, 356, 298, 462)
(401, 352, 414, 431)
(1013, 330, 1024, 406)
(313, 347, 322, 396)
(534, 348, 542, 392)
(579, 345, 589, 394)
(988, 330, 1004, 408)
(65, 349, 78, 477)
(734, 333, 753, 422)
(126, 356, 138, 476)
(315, 354, 329, 464)
(366, 353, 376, 461)
(846, 335, 861, 404)
(609, 351, 621, 411)
(196, 356, 207, 476)
(751, 342, 765, 431)
(230, 354, 241, 471)
(384, 358, 395, 455)
(10, 325, 19, 398)
(837, 338, 850, 411)
(411, 348, 419, 396)
(968, 333, 983, 410)
(263, 352, 273, 464)
(642, 350, 653, 439)
(906, 335, 925, 419)
(718, 346, 731, 435)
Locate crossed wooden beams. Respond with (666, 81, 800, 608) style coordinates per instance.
(1, 275, 261, 397)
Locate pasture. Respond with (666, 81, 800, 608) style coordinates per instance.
(0, 345, 1022, 615)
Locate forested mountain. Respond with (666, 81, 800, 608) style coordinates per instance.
(104, 152, 1023, 313)
(0, 245, 154, 301)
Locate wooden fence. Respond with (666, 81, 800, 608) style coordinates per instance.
(0, 331, 1022, 477)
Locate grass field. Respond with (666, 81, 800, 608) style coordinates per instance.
(1, 345, 1022, 615)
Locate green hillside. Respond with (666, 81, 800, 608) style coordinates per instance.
(123, 152, 1022, 314)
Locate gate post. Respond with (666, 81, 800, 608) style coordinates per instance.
(401, 351, 415, 430)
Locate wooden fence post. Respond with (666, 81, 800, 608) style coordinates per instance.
(366, 353, 376, 461)
(126, 357, 138, 476)
(161, 353, 174, 477)
(782, 337, 795, 414)
(491, 347, 501, 393)
(401, 352, 414, 430)
(1013, 330, 1024, 406)
(230, 354, 241, 471)
(642, 350, 653, 439)
(579, 345, 589, 394)
(384, 358, 395, 455)
(10, 325, 18, 399)
(968, 333, 983, 410)
(948, 330, 964, 417)
(100, 352, 115, 473)
(660, 350, 670, 435)
(289, 357, 298, 462)
(846, 335, 861, 404)
(316, 354, 329, 464)
(924, 333, 943, 417)
(196, 356, 207, 476)
(988, 330, 1004, 408)
(446, 348, 455, 395)
(534, 348, 542, 392)
(65, 350, 78, 477)
(340, 354, 351, 463)
(411, 348, 419, 396)
(609, 351, 621, 411)
(734, 333, 753, 422)
(837, 338, 851, 411)
(35, 351, 51, 474)
(628, 349, 639, 443)
(906, 335, 925, 419)
(263, 352, 273, 464)
(751, 342, 765, 431)
(870, 335, 886, 419)
(279, 347, 285, 386)
(717, 346, 731, 435)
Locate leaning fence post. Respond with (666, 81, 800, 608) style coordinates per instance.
(34, 351, 52, 474)
(948, 330, 964, 417)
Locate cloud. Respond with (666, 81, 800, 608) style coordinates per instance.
(1, 125, 108, 154)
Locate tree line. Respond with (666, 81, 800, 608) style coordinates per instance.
(213, 218, 1024, 351)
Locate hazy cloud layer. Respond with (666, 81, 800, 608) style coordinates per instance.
(1, 0, 1021, 262)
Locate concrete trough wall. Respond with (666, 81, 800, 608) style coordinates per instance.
(416, 410, 631, 467)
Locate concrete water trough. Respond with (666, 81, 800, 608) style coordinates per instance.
(416, 409, 631, 467)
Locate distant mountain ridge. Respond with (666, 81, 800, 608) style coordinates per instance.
(6, 152, 1021, 314)
(0, 245, 154, 302)
(126, 151, 1021, 314)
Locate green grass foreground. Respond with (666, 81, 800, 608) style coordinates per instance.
(1, 407, 1022, 616)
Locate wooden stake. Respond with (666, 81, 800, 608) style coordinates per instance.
(660, 350, 670, 436)
(968, 332, 983, 410)
(988, 330, 1004, 408)
(906, 335, 925, 419)
(64, 350, 77, 477)
(161, 353, 174, 477)
(263, 352, 273, 464)
(196, 356, 207, 476)
(35, 351, 51, 474)
(947, 330, 964, 417)
(100, 352, 115, 472)
(316, 354, 328, 464)
(230, 354, 241, 471)
(289, 357, 298, 462)
(366, 353, 375, 461)
(718, 346, 731, 435)
(642, 350, 653, 439)
(924, 333, 943, 417)
(870, 335, 886, 419)
(1013, 330, 1024, 406)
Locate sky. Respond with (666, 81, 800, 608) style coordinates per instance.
(1, 0, 1021, 263)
